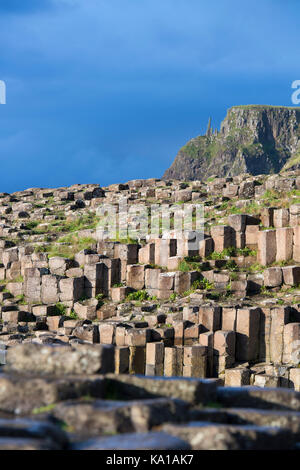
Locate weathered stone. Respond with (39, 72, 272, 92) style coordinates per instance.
(217, 386, 300, 411)
(24, 267, 48, 303)
(105, 374, 219, 405)
(264, 267, 283, 287)
(270, 307, 290, 364)
(74, 299, 98, 320)
(115, 346, 130, 374)
(290, 368, 300, 392)
(59, 277, 84, 302)
(54, 397, 188, 436)
(49, 257, 74, 276)
(127, 265, 145, 290)
(222, 307, 237, 331)
(125, 328, 150, 347)
(5, 343, 114, 375)
(98, 322, 115, 344)
(183, 345, 207, 378)
(257, 230, 276, 266)
(0, 373, 105, 414)
(228, 214, 247, 233)
(211, 225, 235, 252)
(225, 368, 251, 386)
(73, 432, 190, 450)
(84, 263, 107, 297)
(283, 322, 300, 365)
(129, 346, 146, 374)
(273, 208, 289, 228)
(0, 418, 69, 450)
(114, 244, 139, 265)
(199, 305, 221, 332)
(282, 266, 300, 286)
(276, 227, 293, 262)
(41, 275, 59, 304)
(162, 421, 294, 450)
(138, 243, 155, 265)
(164, 346, 183, 377)
(245, 225, 259, 248)
(72, 324, 100, 343)
(236, 307, 261, 361)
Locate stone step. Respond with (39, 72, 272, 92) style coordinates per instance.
(0, 437, 56, 450)
(0, 418, 69, 450)
(4, 342, 115, 376)
(105, 373, 220, 405)
(72, 431, 190, 450)
(0, 373, 105, 414)
(162, 421, 296, 450)
(53, 397, 188, 436)
(189, 407, 300, 439)
(217, 386, 300, 411)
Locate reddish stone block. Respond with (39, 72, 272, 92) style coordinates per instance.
(236, 307, 261, 361)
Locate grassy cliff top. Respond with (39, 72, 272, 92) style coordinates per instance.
(229, 104, 300, 111)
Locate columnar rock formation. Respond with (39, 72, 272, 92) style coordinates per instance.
(0, 171, 300, 449)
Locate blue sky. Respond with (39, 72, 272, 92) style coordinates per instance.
(0, 0, 300, 192)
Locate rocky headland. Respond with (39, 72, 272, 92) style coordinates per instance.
(163, 105, 300, 180)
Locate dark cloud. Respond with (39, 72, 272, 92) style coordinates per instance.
(0, 0, 300, 192)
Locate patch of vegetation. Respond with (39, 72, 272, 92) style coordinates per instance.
(218, 201, 229, 211)
(32, 404, 56, 415)
(260, 285, 275, 297)
(288, 189, 300, 198)
(206, 401, 223, 409)
(208, 247, 256, 260)
(66, 310, 79, 320)
(96, 293, 105, 308)
(282, 284, 300, 294)
(16, 294, 26, 305)
(35, 234, 96, 260)
(262, 189, 281, 206)
(54, 303, 67, 316)
(208, 247, 235, 259)
(229, 271, 239, 280)
(178, 256, 202, 272)
(147, 264, 164, 270)
(11, 275, 24, 283)
(227, 205, 244, 215)
(237, 247, 257, 257)
(180, 136, 221, 164)
(271, 259, 293, 267)
(225, 260, 238, 271)
(247, 262, 265, 273)
(169, 293, 178, 302)
(23, 220, 40, 230)
(32, 212, 99, 236)
(244, 201, 261, 215)
(110, 230, 139, 244)
(182, 278, 214, 296)
(282, 150, 300, 171)
(126, 290, 156, 302)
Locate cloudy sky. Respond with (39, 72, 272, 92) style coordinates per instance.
(0, 0, 300, 192)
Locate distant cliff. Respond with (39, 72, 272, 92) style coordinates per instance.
(163, 105, 300, 180)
